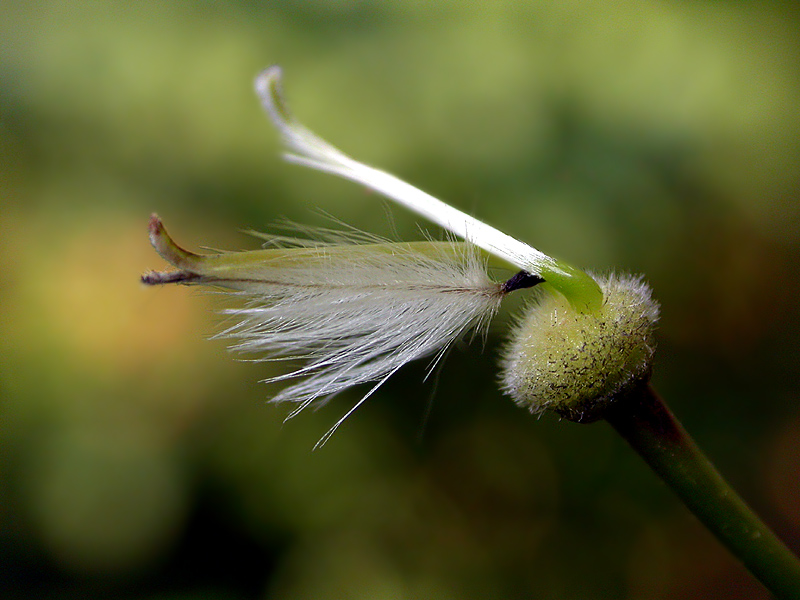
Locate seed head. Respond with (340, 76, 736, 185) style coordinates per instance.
(501, 274, 659, 422)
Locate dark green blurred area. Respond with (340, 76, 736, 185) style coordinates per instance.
(2, 1, 800, 598)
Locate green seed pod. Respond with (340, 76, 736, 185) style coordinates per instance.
(501, 274, 660, 423)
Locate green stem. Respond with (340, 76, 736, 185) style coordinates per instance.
(605, 383, 800, 599)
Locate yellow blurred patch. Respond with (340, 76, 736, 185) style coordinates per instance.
(3, 212, 213, 374)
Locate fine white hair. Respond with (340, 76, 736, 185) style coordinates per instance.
(214, 231, 504, 447)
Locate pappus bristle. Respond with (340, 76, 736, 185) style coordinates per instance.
(143, 217, 508, 446)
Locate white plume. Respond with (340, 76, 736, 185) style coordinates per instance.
(214, 232, 504, 446)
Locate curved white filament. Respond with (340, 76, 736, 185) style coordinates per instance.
(254, 66, 555, 277)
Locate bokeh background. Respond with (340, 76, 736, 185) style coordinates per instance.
(3, 2, 800, 598)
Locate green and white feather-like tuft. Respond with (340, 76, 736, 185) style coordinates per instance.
(143, 217, 504, 446)
(222, 241, 504, 447)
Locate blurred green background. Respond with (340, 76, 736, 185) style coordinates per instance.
(2, 1, 800, 598)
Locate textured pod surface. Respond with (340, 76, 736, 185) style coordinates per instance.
(501, 274, 659, 422)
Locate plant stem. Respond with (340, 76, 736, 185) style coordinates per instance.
(605, 383, 800, 599)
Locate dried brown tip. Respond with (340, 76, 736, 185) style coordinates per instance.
(148, 214, 203, 271)
(143, 214, 204, 285)
(141, 270, 201, 286)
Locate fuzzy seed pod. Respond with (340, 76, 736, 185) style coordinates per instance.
(501, 274, 660, 423)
